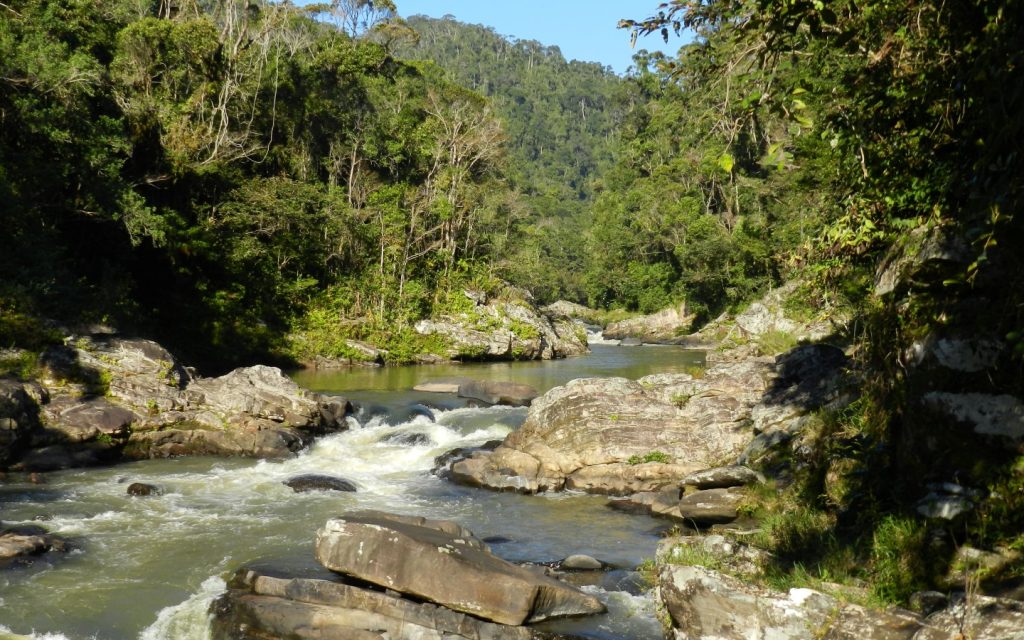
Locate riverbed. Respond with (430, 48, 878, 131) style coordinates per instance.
(0, 344, 703, 639)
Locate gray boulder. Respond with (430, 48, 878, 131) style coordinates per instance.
(681, 465, 763, 490)
(314, 511, 605, 625)
(212, 567, 555, 640)
(603, 303, 693, 343)
(677, 488, 746, 526)
(449, 361, 771, 494)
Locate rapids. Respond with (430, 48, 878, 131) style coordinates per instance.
(0, 344, 703, 639)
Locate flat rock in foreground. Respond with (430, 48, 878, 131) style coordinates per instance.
(212, 568, 562, 640)
(314, 511, 605, 625)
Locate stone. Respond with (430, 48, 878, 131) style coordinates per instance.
(914, 593, 1024, 640)
(127, 482, 160, 496)
(658, 564, 922, 640)
(449, 363, 769, 494)
(559, 554, 603, 570)
(458, 380, 539, 407)
(284, 474, 357, 493)
(565, 462, 693, 495)
(908, 591, 948, 615)
(414, 292, 588, 361)
(603, 303, 694, 343)
(413, 378, 470, 393)
(0, 525, 68, 565)
(921, 392, 1024, 442)
(41, 397, 135, 443)
(380, 431, 433, 446)
(0, 378, 44, 467)
(677, 488, 746, 525)
(212, 568, 551, 640)
(314, 511, 605, 625)
(681, 465, 763, 490)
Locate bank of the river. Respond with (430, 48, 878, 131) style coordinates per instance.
(0, 343, 699, 639)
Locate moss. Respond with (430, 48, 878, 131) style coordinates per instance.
(627, 450, 671, 464)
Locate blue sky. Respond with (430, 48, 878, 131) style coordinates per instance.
(391, 0, 687, 75)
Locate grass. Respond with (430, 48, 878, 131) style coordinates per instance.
(627, 451, 671, 464)
(756, 329, 800, 355)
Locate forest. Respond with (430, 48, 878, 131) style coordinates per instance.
(2, 0, 1023, 608)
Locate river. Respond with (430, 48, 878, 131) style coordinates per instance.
(0, 343, 704, 640)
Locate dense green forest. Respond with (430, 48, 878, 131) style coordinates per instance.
(0, 0, 536, 370)
(392, 15, 630, 302)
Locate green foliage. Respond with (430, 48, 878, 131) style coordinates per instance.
(627, 451, 671, 465)
(869, 517, 930, 604)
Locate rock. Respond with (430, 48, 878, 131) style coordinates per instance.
(212, 566, 553, 640)
(677, 488, 746, 525)
(541, 300, 600, 323)
(658, 564, 922, 640)
(618, 337, 643, 346)
(414, 290, 588, 361)
(127, 482, 160, 496)
(0, 525, 69, 566)
(914, 593, 1024, 640)
(874, 225, 971, 297)
(905, 335, 1004, 374)
(458, 380, 539, 407)
(0, 378, 45, 467)
(13, 443, 109, 471)
(448, 363, 769, 494)
(560, 554, 603, 570)
(41, 397, 135, 443)
(431, 440, 502, 479)
(380, 431, 433, 446)
(940, 545, 1022, 590)
(908, 591, 948, 615)
(314, 511, 605, 625)
(284, 474, 357, 493)
(920, 392, 1024, 443)
(604, 303, 694, 343)
(657, 535, 770, 577)
(681, 465, 763, 490)
(565, 462, 694, 495)
(414, 378, 470, 393)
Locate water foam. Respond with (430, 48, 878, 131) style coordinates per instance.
(138, 576, 225, 640)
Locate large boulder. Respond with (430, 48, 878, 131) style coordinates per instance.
(314, 511, 605, 625)
(212, 567, 557, 640)
(414, 290, 588, 361)
(603, 303, 693, 343)
(449, 361, 772, 494)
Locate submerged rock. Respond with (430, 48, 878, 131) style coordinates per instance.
(284, 474, 357, 493)
(126, 482, 160, 496)
(458, 380, 539, 407)
(314, 511, 605, 625)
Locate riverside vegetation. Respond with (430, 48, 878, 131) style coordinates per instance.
(2, 0, 1024, 637)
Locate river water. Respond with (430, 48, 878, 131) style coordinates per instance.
(0, 343, 703, 640)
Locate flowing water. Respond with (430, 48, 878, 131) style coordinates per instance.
(0, 343, 704, 640)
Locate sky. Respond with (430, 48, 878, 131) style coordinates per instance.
(391, 0, 688, 75)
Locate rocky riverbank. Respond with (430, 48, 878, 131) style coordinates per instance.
(1, 335, 353, 472)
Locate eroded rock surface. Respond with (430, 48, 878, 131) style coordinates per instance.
(314, 511, 605, 625)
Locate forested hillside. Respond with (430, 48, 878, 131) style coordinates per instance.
(0, 0, 525, 371)
(394, 15, 631, 301)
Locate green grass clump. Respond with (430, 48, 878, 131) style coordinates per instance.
(627, 451, 672, 465)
